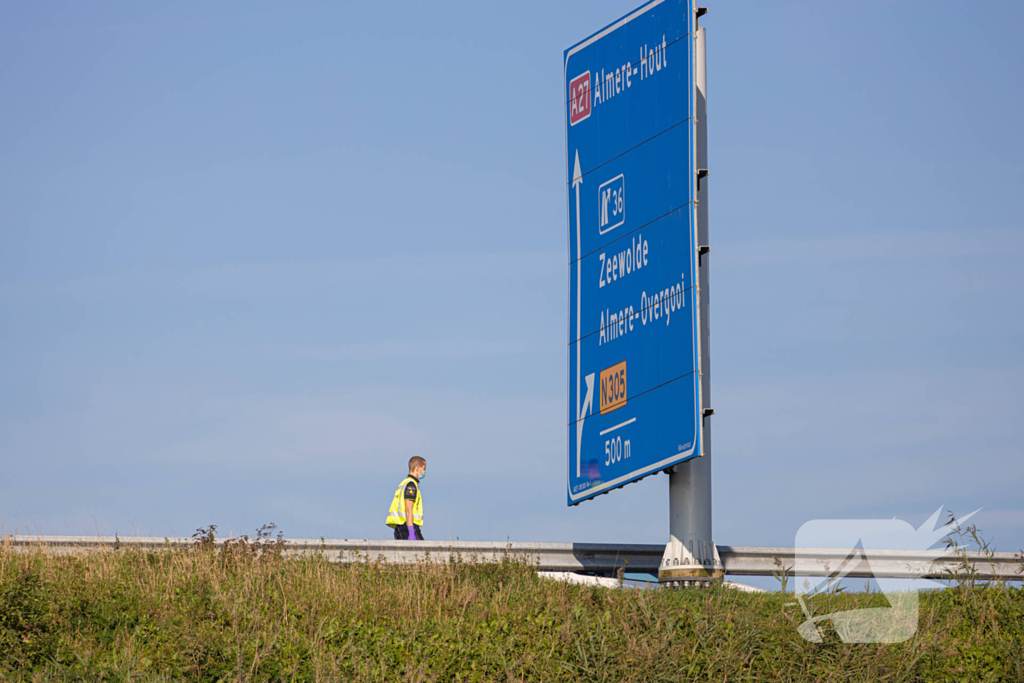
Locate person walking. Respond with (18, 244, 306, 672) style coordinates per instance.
(386, 456, 426, 540)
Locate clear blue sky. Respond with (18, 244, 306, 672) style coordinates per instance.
(2, 1, 1022, 556)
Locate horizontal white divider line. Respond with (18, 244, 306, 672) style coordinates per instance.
(600, 417, 636, 435)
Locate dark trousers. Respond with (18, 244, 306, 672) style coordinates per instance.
(393, 524, 424, 540)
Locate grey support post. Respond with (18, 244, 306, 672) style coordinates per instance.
(659, 19, 723, 584)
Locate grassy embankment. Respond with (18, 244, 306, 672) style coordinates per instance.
(1, 535, 1022, 682)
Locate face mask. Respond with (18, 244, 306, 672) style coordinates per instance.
(418, 471, 426, 481)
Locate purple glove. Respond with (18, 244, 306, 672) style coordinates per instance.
(407, 525, 416, 541)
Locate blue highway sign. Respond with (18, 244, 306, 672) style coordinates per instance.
(565, 0, 700, 505)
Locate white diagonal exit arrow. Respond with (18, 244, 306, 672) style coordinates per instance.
(577, 374, 594, 476)
(572, 150, 594, 477)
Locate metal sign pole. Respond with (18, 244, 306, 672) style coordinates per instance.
(660, 20, 723, 584)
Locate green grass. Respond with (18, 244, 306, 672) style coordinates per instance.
(0, 538, 1022, 682)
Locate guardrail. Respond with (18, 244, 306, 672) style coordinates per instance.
(718, 545, 1022, 581)
(4, 536, 1021, 581)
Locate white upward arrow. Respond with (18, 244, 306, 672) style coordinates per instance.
(572, 151, 593, 477)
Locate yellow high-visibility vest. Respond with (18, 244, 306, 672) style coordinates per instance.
(385, 476, 423, 528)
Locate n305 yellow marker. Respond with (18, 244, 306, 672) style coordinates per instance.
(599, 361, 627, 415)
